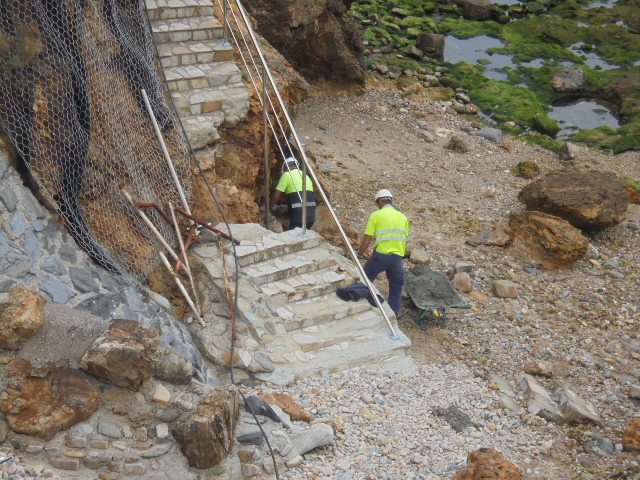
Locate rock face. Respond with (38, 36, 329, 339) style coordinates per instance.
(518, 170, 629, 231)
(81, 319, 192, 391)
(0, 285, 45, 350)
(452, 448, 523, 480)
(172, 386, 240, 469)
(0, 359, 101, 440)
(461, 0, 493, 21)
(552, 66, 585, 92)
(416, 33, 445, 60)
(623, 418, 640, 453)
(242, 0, 365, 85)
(506, 211, 588, 270)
(312, 204, 359, 253)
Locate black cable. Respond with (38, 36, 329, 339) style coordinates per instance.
(143, 5, 281, 478)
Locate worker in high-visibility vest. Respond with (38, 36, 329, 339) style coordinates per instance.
(270, 157, 316, 230)
(357, 189, 409, 316)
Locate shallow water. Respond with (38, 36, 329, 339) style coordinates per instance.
(568, 43, 616, 70)
(444, 35, 515, 81)
(548, 99, 619, 139)
(584, 0, 618, 9)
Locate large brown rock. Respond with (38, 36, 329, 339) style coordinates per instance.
(506, 211, 588, 271)
(80, 319, 192, 391)
(0, 286, 45, 350)
(172, 386, 240, 468)
(453, 448, 523, 480)
(312, 204, 359, 254)
(242, 0, 365, 85)
(259, 392, 311, 423)
(461, 0, 492, 20)
(416, 33, 445, 61)
(0, 359, 101, 440)
(518, 170, 629, 231)
(623, 418, 640, 453)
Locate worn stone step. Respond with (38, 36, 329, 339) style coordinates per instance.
(259, 264, 357, 306)
(282, 293, 374, 330)
(151, 18, 223, 43)
(258, 328, 412, 381)
(171, 85, 247, 116)
(164, 61, 242, 92)
(243, 246, 341, 286)
(145, 0, 215, 22)
(180, 113, 224, 149)
(156, 40, 234, 68)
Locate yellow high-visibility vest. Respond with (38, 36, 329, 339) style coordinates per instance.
(364, 205, 409, 256)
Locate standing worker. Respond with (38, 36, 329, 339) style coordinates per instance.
(270, 157, 316, 230)
(357, 189, 409, 317)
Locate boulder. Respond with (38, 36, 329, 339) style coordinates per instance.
(518, 374, 565, 423)
(287, 423, 334, 460)
(80, 319, 192, 391)
(554, 381, 603, 426)
(408, 247, 430, 265)
(511, 160, 540, 179)
(0, 285, 45, 350)
(552, 66, 584, 93)
(172, 386, 239, 469)
(416, 33, 445, 61)
(241, 0, 365, 84)
(469, 127, 503, 143)
(312, 205, 359, 254)
(524, 361, 552, 377)
(625, 185, 640, 204)
(491, 280, 518, 298)
(518, 170, 629, 231)
(623, 418, 640, 453)
(461, 0, 493, 21)
(466, 228, 511, 247)
(453, 448, 523, 480)
(559, 142, 578, 161)
(505, 211, 588, 271)
(0, 359, 101, 440)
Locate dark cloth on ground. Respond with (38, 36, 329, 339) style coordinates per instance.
(336, 282, 385, 308)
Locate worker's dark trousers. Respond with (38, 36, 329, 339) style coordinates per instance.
(363, 250, 404, 315)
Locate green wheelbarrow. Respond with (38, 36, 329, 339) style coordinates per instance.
(405, 265, 477, 328)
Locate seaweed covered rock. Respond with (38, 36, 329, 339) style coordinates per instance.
(518, 170, 629, 231)
(511, 160, 540, 179)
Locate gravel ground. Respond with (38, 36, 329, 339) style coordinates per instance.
(284, 86, 640, 479)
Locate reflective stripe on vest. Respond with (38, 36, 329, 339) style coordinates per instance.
(375, 228, 407, 242)
(291, 202, 317, 209)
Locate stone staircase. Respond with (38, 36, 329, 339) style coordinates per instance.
(192, 224, 412, 383)
(145, 0, 249, 149)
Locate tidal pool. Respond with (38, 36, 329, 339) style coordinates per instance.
(548, 99, 619, 139)
(445, 36, 515, 81)
(584, 0, 618, 9)
(568, 43, 615, 70)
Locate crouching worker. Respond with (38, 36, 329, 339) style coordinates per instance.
(357, 189, 409, 316)
(270, 157, 316, 230)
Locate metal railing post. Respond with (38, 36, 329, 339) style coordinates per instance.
(222, 0, 229, 45)
(262, 65, 269, 229)
(301, 151, 307, 236)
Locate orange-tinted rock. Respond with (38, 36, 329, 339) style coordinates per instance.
(492, 280, 518, 299)
(625, 185, 640, 204)
(518, 170, 629, 231)
(506, 211, 588, 271)
(466, 227, 511, 247)
(453, 448, 523, 480)
(0, 360, 101, 440)
(172, 386, 239, 468)
(312, 205, 359, 254)
(623, 418, 640, 453)
(80, 319, 158, 391)
(0, 286, 45, 350)
(259, 392, 311, 423)
(452, 272, 473, 293)
(468, 289, 490, 305)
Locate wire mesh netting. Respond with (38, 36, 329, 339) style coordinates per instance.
(0, 0, 191, 279)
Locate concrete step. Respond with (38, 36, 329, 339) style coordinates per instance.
(145, 0, 215, 22)
(282, 293, 374, 330)
(243, 246, 340, 286)
(258, 328, 412, 381)
(171, 85, 247, 116)
(151, 18, 223, 43)
(156, 40, 234, 68)
(164, 61, 242, 92)
(260, 264, 358, 306)
(216, 224, 325, 267)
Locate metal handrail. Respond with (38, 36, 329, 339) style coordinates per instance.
(218, 0, 400, 340)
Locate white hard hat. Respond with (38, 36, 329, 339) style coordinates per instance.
(282, 156, 299, 173)
(375, 189, 393, 201)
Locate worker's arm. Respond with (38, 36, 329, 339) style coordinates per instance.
(269, 190, 282, 210)
(358, 234, 373, 256)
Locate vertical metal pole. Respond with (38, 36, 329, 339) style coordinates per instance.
(223, 0, 229, 45)
(263, 65, 269, 230)
(301, 152, 307, 236)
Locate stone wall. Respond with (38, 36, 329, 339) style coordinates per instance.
(0, 142, 216, 385)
